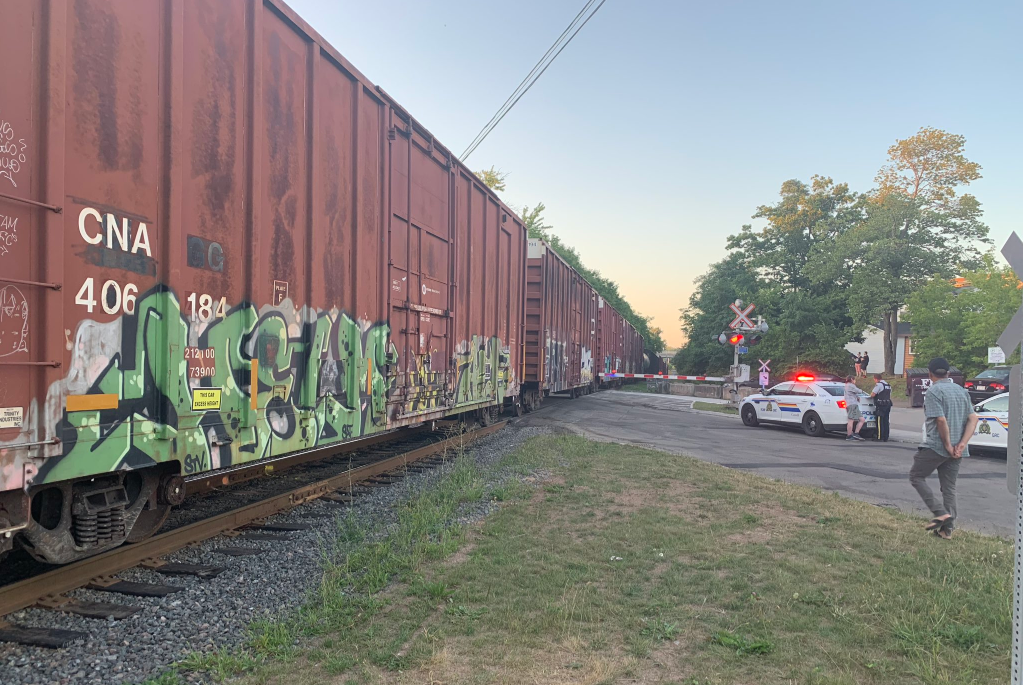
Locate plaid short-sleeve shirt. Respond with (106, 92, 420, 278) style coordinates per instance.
(920, 379, 975, 458)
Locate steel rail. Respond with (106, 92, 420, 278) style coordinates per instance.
(0, 421, 506, 618)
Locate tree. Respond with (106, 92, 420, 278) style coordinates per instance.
(521, 203, 552, 240)
(822, 128, 989, 373)
(474, 166, 508, 192)
(708, 177, 861, 375)
(905, 257, 1022, 376)
(673, 253, 761, 374)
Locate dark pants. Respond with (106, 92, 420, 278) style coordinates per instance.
(875, 405, 891, 441)
(909, 448, 961, 530)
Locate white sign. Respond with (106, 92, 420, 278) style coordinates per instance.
(758, 359, 771, 372)
(989, 346, 1006, 364)
(728, 302, 755, 329)
(759, 371, 770, 387)
(0, 406, 23, 429)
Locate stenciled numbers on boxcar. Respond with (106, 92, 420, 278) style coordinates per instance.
(74, 277, 138, 315)
(185, 292, 227, 323)
(73, 206, 153, 315)
(184, 346, 217, 379)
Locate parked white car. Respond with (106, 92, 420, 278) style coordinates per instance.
(740, 379, 876, 438)
(918, 392, 1008, 454)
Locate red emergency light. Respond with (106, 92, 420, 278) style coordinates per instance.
(796, 374, 815, 382)
(837, 400, 847, 409)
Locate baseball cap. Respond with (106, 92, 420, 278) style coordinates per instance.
(927, 357, 950, 374)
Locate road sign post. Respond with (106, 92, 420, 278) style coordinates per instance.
(758, 359, 771, 388)
(997, 232, 1023, 685)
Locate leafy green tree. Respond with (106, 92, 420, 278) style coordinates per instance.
(673, 253, 760, 374)
(821, 128, 989, 373)
(905, 258, 1022, 376)
(474, 166, 508, 192)
(521, 203, 552, 239)
(674, 176, 861, 376)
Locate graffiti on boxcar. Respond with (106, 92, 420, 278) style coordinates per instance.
(2, 284, 515, 487)
(0, 285, 29, 357)
(603, 355, 622, 375)
(403, 335, 511, 415)
(455, 335, 510, 406)
(545, 336, 566, 391)
(581, 347, 593, 385)
(12, 288, 395, 485)
(0, 214, 18, 258)
(0, 117, 27, 188)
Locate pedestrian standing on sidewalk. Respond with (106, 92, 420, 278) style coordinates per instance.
(844, 376, 866, 441)
(860, 352, 871, 377)
(909, 357, 978, 540)
(854, 353, 863, 379)
(871, 373, 892, 442)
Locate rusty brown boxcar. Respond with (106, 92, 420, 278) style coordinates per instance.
(0, 0, 525, 564)
(522, 238, 598, 407)
(523, 237, 643, 406)
(596, 296, 643, 385)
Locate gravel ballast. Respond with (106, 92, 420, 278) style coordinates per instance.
(0, 423, 548, 685)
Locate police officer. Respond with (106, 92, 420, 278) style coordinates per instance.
(871, 373, 893, 442)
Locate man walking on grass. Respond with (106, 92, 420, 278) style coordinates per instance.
(910, 357, 978, 540)
(844, 376, 865, 441)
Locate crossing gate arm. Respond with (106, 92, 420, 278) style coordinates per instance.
(600, 373, 730, 382)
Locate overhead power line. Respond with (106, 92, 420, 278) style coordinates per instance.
(460, 0, 609, 162)
(460, 0, 597, 158)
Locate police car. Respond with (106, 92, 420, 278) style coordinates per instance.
(918, 392, 1008, 454)
(739, 375, 876, 438)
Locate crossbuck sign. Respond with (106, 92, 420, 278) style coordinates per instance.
(998, 232, 1023, 685)
(729, 301, 755, 329)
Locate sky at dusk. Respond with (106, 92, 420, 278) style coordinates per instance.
(288, 0, 1023, 348)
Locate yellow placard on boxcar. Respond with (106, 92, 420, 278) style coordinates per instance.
(192, 388, 222, 412)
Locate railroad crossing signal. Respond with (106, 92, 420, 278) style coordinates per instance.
(758, 359, 771, 373)
(758, 359, 771, 388)
(997, 232, 1023, 685)
(729, 300, 756, 329)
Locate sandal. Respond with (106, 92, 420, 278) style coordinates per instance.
(925, 516, 951, 531)
(933, 529, 952, 540)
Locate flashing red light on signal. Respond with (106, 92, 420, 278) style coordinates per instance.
(796, 374, 815, 382)
(728, 333, 744, 345)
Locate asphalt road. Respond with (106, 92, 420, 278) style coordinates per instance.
(517, 390, 1014, 537)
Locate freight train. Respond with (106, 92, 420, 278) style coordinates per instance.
(0, 0, 643, 566)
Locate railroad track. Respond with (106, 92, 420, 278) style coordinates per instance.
(0, 421, 506, 648)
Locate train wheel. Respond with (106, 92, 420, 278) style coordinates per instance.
(480, 406, 499, 427)
(125, 504, 171, 543)
(126, 472, 181, 543)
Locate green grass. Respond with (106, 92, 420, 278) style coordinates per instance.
(693, 400, 739, 415)
(181, 434, 1011, 685)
